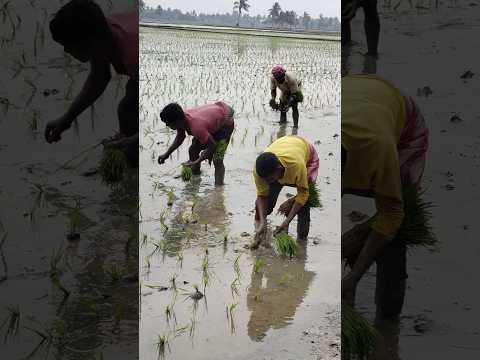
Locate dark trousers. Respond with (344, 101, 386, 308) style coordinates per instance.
(342, 0, 380, 54)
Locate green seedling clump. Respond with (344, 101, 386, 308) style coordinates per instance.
(99, 148, 128, 185)
(342, 303, 379, 359)
(181, 165, 192, 182)
(213, 139, 228, 162)
(273, 232, 298, 258)
(395, 186, 437, 248)
(305, 182, 321, 208)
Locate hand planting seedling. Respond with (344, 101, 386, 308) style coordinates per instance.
(273, 232, 298, 258)
(342, 303, 379, 359)
(99, 147, 128, 185)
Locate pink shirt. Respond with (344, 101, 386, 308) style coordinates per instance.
(106, 9, 139, 80)
(185, 102, 230, 144)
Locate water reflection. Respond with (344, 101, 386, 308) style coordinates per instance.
(246, 240, 315, 341)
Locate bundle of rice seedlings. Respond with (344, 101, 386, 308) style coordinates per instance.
(99, 148, 127, 185)
(305, 182, 321, 208)
(213, 139, 228, 162)
(395, 186, 437, 249)
(342, 302, 379, 359)
(181, 165, 192, 182)
(273, 232, 298, 258)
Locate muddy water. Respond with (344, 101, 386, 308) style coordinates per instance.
(343, 2, 480, 358)
(0, 1, 138, 359)
(139, 28, 341, 359)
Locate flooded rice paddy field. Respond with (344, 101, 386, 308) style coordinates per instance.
(344, 1, 480, 358)
(139, 28, 341, 359)
(0, 1, 138, 359)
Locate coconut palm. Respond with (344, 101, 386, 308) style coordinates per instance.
(268, 2, 282, 27)
(233, 0, 250, 27)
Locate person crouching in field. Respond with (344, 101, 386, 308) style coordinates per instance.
(269, 65, 304, 128)
(157, 101, 235, 186)
(252, 135, 319, 247)
(44, 0, 139, 165)
(342, 74, 429, 317)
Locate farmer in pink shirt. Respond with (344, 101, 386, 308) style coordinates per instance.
(158, 102, 235, 185)
(44, 0, 139, 166)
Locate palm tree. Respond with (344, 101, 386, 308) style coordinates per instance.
(268, 2, 282, 27)
(233, 0, 250, 27)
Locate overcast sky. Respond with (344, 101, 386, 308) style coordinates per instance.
(145, 0, 340, 18)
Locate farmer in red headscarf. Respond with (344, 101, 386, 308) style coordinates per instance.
(269, 65, 304, 128)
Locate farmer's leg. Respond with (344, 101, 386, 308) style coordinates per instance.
(213, 125, 233, 186)
(188, 139, 204, 175)
(292, 102, 299, 128)
(342, 20, 352, 45)
(375, 238, 407, 318)
(117, 79, 139, 166)
(361, 0, 380, 55)
(279, 93, 288, 123)
(297, 205, 310, 240)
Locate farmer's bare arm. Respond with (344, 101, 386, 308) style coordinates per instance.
(196, 136, 217, 163)
(282, 201, 303, 227)
(163, 130, 186, 158)
(271, 88, 277, 100)
(342, 229, 390, 292)
(64, 57, 111, 123)
(256, 196, 268, 223)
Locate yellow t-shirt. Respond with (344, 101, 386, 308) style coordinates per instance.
(254, 136, 311, 205)
(342, 74, 406, 236)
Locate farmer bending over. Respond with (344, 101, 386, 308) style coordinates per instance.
(44, 0, 138, 165)
(270, 65, 303, 127)
(342, 74, 429, 317)
(253, 135, 319, 247)
(157, 101, 235, 186)
(342, 0, 380, 57)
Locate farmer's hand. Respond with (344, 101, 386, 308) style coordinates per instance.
(274, 221, 289, 235)
(44, 116, 72, 143)
(182, 159, 199, 167)
(277, 197, 295, 216)
(269, 98, 278, 110)
(158, 154, 169, 165)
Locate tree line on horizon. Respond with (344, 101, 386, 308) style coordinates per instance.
(139, 1, 340, 32)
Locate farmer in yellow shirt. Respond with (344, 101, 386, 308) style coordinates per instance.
(252, 136, 319, 247)
(342, 74, 429, 317)
(270, 65, 304, 127)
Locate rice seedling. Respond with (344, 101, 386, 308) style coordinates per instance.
(141, 234, 148, 247)
(165, 304, 176, 326)
(99, 147, 128, 186)
(166, 190, 174, 206)
(0, 305, 20, 342)
(190, 284, 204, 300)
(155, 334, 170, 359)
(66, 200, 81, 240)
(159, 210, 168, 233)
(342, 303, 379, 359)
(105, 264, 123, 284)
(230, 277, 240, 298)
(226, 303, 237, 334)
(176, 251, 183, 268)
(49, 246, 70, 297)
(395, 186, 437, 249)
(201, 254, 211, 291)
(188, 317, 196, 338)
(181, 165, 192, 182)
(273, 232, 298, 258)
(305, 182, 321, 208)
(253, 259, 263, 274)
(213, 139, 228, 162)
(233, 254, 242, 280)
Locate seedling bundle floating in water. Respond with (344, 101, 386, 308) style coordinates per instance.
(273, 232, 298, 258)
(342, 303, 379, 359)
(181, 165, 192, 182)
(99, 148, 128, 185)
